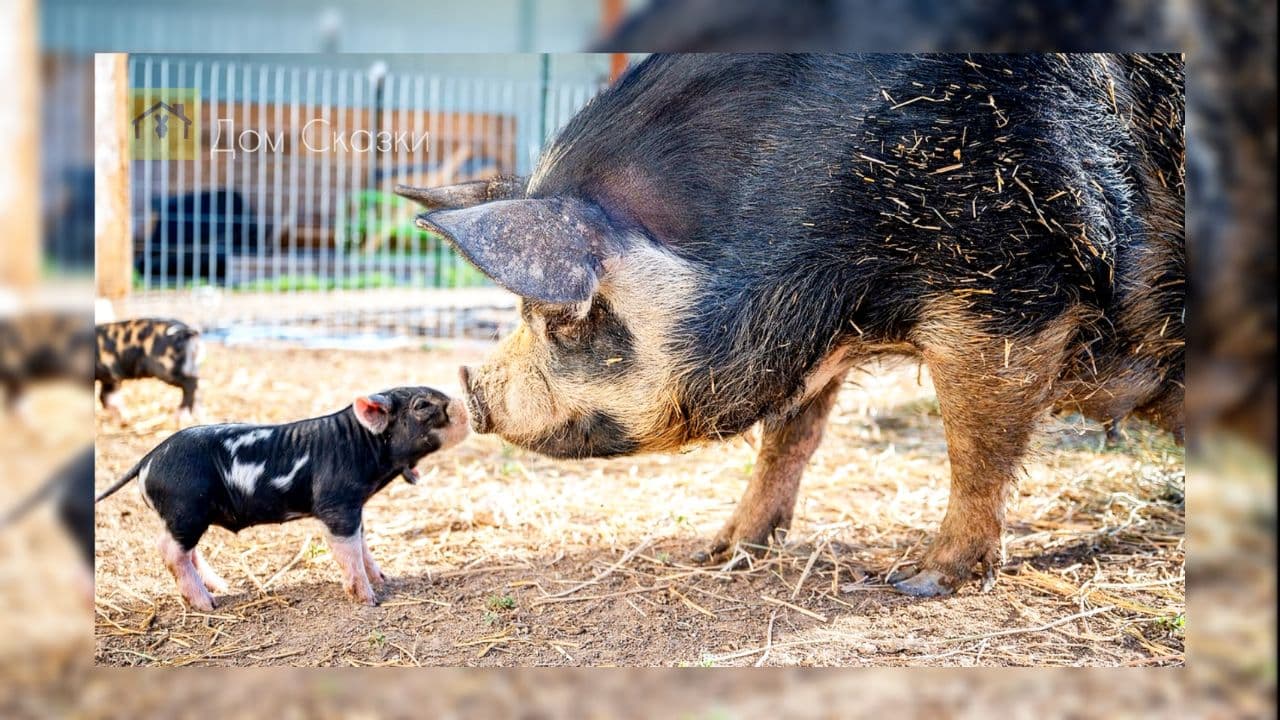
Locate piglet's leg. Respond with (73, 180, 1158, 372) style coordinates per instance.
(157, 533, 215, 612)
(192, 547, 230, 594)
(175, 378, 199, 425)
(360, 531, 386, 590)
(325, 527, 378, 606)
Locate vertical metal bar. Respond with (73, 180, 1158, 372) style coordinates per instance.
(303, 66, 317, 298)
(335, 69, 350, 324)
(159, 58, 171, 290)
(380, 73, 392, 291)
(273, 65, 286, 293)
(193, 60, 203, 289)
(210, 61, 222, 289)
(175, 58, 186, 290)
(428, 74, 441, 288)
(256, 64, 268, 298)
(502, 79, 514, 177)
(319, 67, 333, 300)
(142, 56, 153, 293)
(443, 75, 455, 287)
(239, 63, 251, 290)
(397, 72, 410, 289)
(288, 66, 301, 298)
(413, 73, 425, 287)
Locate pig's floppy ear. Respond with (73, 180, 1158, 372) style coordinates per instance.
(394, 176, 527, 210)
(415, 198, 617, 304)
(354, 394, 392, 434)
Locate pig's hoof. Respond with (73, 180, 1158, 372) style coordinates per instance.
(888, 546, 1002, 597)
(889, 568, 956, 598)
(690, 536, 774, 569)
(689, 548, 748, 570)
(345, 586, 380, 606)
(186, 594, 217, 612)
(369, 571, 387, 591)
(691, 514, 788, 567)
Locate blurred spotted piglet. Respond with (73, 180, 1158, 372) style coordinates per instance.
(96, 318, 202, 423)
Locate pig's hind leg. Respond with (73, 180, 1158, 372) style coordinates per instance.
(98, 379, 124, 420)
(693, 373, 845, 566)
(173, 377, 199, 425)
(157, 532, 217, 612)
(890, 311, 1080, 597)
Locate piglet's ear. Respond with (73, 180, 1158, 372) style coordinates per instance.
(354, 394, 392, 434)
(415, 198, 620, 304)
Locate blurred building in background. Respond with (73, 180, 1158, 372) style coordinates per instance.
(39, 0, 642, 281)
(92, 54, 611, 342)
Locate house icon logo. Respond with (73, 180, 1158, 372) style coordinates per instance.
(134, 101, 192, 141)
(130, 88, 201, 160)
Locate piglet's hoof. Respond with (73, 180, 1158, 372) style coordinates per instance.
(184, 594, 217, 613)
(345, 586, 380, 607)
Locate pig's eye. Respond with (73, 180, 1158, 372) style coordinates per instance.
(545, 317, 585, 347)
(411, 398, 429, 412)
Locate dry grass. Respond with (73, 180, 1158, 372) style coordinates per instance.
(92, 342, 1184, 667)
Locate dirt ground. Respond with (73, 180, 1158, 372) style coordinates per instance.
(92, 342, 1185, 667)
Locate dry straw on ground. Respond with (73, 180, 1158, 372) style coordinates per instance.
(92, 343, 1184, 667)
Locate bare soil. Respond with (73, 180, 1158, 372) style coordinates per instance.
(93, 343, 1184, 667)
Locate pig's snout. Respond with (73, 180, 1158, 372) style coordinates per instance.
(434, 396, 470, 450)
(458, 366, 493, 434)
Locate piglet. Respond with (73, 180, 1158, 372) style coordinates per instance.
(95, 387, 468, 610)
(95, 318, 202, 424)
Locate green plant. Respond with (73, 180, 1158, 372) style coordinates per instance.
(486, 594, 516, 612)
(1157, 614, 1185, 635)
(336, 190, 436, 251)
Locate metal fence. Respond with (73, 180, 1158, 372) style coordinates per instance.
(116, 55, 604, 343)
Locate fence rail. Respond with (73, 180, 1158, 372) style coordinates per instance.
(114, 56, 603, 341)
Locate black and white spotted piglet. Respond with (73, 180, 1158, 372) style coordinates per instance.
(95, 387, 468, 610)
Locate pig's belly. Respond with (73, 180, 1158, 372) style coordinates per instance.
(213, 484, 313, 532)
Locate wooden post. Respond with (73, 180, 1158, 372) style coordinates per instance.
(95, 53, 132, 299)
(601, 0, 628, 82)
(0, 0, 40, 290)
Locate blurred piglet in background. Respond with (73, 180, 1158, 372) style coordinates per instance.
(0, 446, 94, 605)
(95, 318, 203, 425)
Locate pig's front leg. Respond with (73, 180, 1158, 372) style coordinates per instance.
(694, 373, 845, 565)
(889, 314, 1076, 596)
(323, 520, 379, 606)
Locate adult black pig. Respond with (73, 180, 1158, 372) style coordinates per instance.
(398, 54, 1184, 597)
